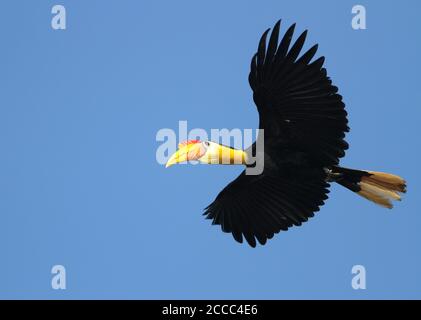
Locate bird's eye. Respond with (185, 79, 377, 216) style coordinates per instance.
(204, 141, 210, 147)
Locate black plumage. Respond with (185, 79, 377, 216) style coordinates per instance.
(203, 20, 350, 247)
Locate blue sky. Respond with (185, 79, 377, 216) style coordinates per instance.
(1, 0, 420, 299)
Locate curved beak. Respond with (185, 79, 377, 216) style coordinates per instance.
(165, 142, 205, 168)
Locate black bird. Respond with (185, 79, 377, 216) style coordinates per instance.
(166, 20, 407, 247)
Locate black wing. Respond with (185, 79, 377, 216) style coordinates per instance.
(204, 21, 348, 246)
(204, 167, 329, 247)
(249, 20, 349, 166)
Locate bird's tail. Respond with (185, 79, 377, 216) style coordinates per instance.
(331, 166, 407, 209)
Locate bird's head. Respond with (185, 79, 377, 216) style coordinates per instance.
(166, 140, 246, 168)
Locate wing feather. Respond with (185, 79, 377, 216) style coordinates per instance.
(204, 168, 329, 247)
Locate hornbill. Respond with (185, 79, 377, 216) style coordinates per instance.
(166, 20, 407, 247)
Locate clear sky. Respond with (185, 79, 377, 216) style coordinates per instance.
(1, 0, 420, 299)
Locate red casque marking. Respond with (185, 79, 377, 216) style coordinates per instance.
(178, 139, 201, 147)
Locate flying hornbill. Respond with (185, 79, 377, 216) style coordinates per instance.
(166, 20, 407, 247)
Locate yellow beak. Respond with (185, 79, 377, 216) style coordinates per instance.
(165, 142, 204, 168)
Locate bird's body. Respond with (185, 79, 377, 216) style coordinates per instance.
(166, 20, 407, 247)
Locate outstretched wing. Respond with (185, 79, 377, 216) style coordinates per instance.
(203, 167, 330, 247)
(248, 20, 349, 167)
